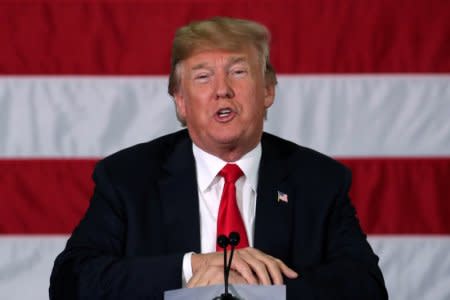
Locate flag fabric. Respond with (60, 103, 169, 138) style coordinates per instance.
(1, 1, 449, 299)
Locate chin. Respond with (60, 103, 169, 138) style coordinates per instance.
(214, 135, 240, 146)
(210, 131, 242, 146)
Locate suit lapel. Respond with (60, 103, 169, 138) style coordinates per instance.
(254, 134, 293, 261)
(158, 133, 201, 253)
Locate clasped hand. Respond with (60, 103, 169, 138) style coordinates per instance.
(187, 247, 298, 288)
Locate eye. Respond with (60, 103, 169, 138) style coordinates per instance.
(194, 73, 211, 82)
(231, 68, 248, 77)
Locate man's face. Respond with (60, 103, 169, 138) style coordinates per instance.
(174, 46, 275, 160)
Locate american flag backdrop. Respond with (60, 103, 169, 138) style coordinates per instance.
(0, 1, 449, 299)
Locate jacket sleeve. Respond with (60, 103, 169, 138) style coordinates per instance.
(49, 161, 183, 300)
(285, 168, 388, 300)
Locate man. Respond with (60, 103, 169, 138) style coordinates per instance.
(50, 17, 387, 299)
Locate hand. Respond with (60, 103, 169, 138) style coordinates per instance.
(187, 265, 247, 288)
(189, 247, 298, 287)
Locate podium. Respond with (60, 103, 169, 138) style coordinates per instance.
(164, 284, 286, 300)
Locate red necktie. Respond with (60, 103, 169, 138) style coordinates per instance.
(216, 163, 249, 251)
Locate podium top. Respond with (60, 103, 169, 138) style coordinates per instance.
(164, 284, 286, 300)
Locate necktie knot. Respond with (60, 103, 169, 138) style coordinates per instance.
(219, 164, 243, 184)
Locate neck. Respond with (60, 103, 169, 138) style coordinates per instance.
(204, 145, 248, 162)
(194, 141, 259, 162)
(188, 130, 263, 162)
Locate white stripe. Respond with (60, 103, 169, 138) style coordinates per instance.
(0, 75, 449, 157)
(0, 236, 67, 299)
(0, 235, 449, 300)
(271, 75, 450, 157)
(369, 235, 450, 300)
(0, 76, 179, 158)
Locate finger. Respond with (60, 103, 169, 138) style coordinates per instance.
(191, 252, 227, 272)
(229, 252, 259, 285)
(187, 266, 204, 288)
(190, 251, 259, 286)
(259, 257, 284, 284)
(202, 267, 224, 287)
(187, 266, 212, 288)
(228, 270, 248, 285)
(250, 252, 287, 284)
(188, 266, 224, 288)
(190, 253, 208, 274)
(256, 253, 298, 282)
(240, 248, 298, 284)
(238, 250, 272, 285)
(275, 258, 298, 278)
(259, 255, 298, 282)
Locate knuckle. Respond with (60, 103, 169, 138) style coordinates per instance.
(274, 258, 284, 266)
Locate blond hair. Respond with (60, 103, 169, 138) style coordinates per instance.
(168, 16, 277, 97)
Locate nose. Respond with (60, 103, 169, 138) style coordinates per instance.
(215, 74, 235, 99)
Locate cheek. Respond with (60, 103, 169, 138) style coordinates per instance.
(240, 87, 265, 114)
(184, 94, 212, 118)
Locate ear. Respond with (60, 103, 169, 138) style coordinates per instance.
(263, 84, 275, 108)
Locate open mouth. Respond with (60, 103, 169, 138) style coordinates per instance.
(215, 108, 235, 122)
(217, 108, 232, 118)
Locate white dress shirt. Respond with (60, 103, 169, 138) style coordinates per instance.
(182, 143, 262, 284)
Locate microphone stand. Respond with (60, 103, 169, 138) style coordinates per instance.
(227, 232, 240, 274)
(214, 234, 240, 300)
(224, 242, 230, 296)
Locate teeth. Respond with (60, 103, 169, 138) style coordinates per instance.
(218, 108, 232, 117)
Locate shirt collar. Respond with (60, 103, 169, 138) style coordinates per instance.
(192, 143, 261, 193)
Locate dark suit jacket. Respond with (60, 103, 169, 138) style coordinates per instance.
(50, 129, 387, 299)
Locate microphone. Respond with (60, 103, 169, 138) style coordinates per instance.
(216, 235, 231, 298)
(229, 231, 240, 246)
(214, 234, 240, 300)
(217, 235, 229, 249)
(227, 232, 240, 278)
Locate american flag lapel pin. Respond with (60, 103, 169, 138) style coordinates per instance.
(277, 191, 288, 203)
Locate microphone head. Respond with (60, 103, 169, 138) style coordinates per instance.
(217, 235, 229, 249)
(228, 232, 240, 246)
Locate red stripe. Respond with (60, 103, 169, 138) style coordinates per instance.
(0, 0, 449, 74)
(340, 158, 450, 235)
(0, 159, 96, 234)
(1, 158, 449, 234)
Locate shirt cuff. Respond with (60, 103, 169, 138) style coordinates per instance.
(182, 252, 194, 287)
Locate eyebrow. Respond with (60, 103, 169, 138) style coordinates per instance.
(190, 56, 249, 71)
(191, 63, 210, 71)
(228, 56, 248, 66)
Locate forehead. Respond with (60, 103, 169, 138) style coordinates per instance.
(182, 47, 259, 69)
